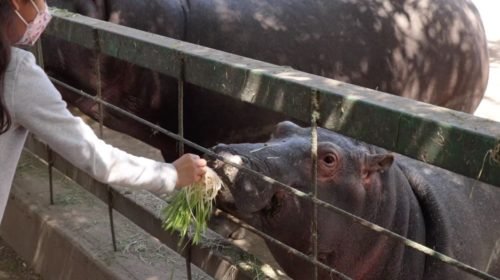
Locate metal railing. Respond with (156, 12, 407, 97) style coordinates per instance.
(24, 7, 500, 280)
(44, 9, 500, 188)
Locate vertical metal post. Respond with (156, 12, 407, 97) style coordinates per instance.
(310, 90, 320, 280)
(178, 56, 185, 156)
(47, 147, 54, 205)
(95, 54, 104, 137)
(178, 55, 192, 280)
(35, 40, 44, 68)
(94, 30, 117, 252)
(107, 188, 117, 252)
(35, 40, 55, 206)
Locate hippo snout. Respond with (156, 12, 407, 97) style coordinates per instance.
(207, 144, 278, 214)
(209, 144, 245, 185)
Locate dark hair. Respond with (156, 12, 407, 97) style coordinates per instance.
(0, 0, 14, 135)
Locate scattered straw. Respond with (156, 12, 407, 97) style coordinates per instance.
(476, 142, 500, 180)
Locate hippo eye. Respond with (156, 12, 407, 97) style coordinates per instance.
(322, 153, 337, 167)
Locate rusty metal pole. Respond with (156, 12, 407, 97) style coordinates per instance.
(177, 55, 192, 280)
(107, 188, 117, 252)
(94, 30, 117, 252)
(178, 56, 185, 156)
(35, 40, 44, 67)
(47, 148, 54, 205)
(95, 55, 104, 137)
(35, 40, 56, 205)
(311, 90, 320, 280)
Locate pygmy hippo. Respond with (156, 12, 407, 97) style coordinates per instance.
(210, 121, 500, 279)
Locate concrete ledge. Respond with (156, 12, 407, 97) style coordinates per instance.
(1, 186, 117, 280)
(0, 151, 211, 280)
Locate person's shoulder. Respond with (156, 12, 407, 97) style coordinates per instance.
(7, 47, 57, 105)
(7, 47, 37, 73)
(10, 47, 35, 60)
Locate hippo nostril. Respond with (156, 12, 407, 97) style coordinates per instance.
(240, 156, 250, 165)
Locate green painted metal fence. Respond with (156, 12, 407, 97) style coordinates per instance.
(44, 9, 500, 188)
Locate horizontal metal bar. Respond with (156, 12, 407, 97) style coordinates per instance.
(44, 9, 500, 187)
(24, 134, 283, 280)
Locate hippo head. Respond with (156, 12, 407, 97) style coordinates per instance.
(209, 121, 424, 279)
(211, 120, 394, 220)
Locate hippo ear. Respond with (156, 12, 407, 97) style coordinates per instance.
(362, 154, 394, 177)
(272, 121, 303, 139)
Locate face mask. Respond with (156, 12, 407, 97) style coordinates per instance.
(14, 0, 52, 46)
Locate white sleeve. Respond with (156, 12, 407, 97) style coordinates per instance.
(11, 52, 177, 195)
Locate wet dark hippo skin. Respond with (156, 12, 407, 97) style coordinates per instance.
(209, 121, 500, 280)
(43, 0, 489, 160)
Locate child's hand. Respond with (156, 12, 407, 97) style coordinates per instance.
(172, 154, 207, 188)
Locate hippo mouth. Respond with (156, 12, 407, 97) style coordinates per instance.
(206, 141, 305, 224)
(260, 189, 287, 218)
(215, 182, 286, 225)
(215, 170, 280, 215)
(208, 154, 284, 217)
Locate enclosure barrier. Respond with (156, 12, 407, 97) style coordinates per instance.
(38, 77, 500, 280)
(24, 7, 500, 280)
(45, 10, 500, 187)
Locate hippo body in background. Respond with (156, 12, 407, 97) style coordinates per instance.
(210, 121, 500, 279)
(44, 0, 489, 160)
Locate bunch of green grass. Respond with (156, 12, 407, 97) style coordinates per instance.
(161, 168, 223, 245)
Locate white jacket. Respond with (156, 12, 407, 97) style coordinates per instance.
(0, 47, 177, 222)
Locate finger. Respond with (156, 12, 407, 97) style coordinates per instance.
(197, 159, 207, 167)
(190, 154, 201, 160)
(198, 166, 208, 175)
(195, 169, 206, 179)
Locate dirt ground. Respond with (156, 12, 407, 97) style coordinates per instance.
(1, 1, 499, 279)
(0, 238, 41, 280)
